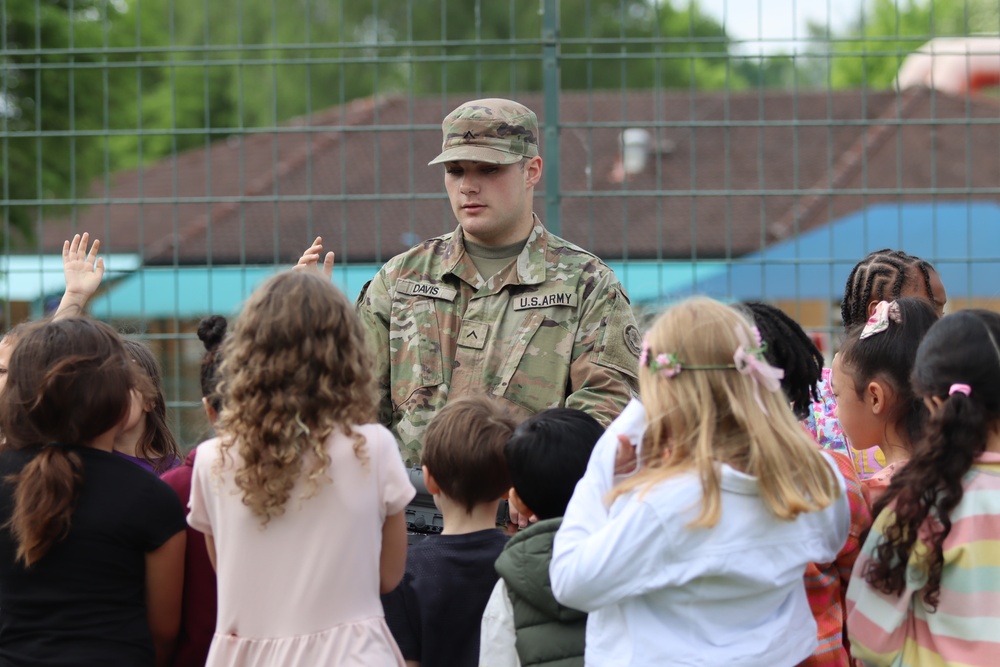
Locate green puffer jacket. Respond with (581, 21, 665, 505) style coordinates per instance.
(494, 518, 587, 667)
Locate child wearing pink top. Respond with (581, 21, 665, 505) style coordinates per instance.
(187, 271, 415, 667)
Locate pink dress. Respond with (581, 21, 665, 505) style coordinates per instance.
(188, 424, 415, 667)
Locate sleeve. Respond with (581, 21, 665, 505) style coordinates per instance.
(565, 275, 639, 429)
(159, 464, 193, 509)
(552, 496, 687, 613)
(187, 442, 215, 537)
(551, 414, 687, 613)
(814, 453, 853, 565)
(374, 426, 417, 517)
(845, 510, 922, 667)
(810, 370, 851, 458)
(356, 270, 394, 427)
(134, 475, 187, 552)
(479, 580, 521, 667)
(381, 569, 422, 660)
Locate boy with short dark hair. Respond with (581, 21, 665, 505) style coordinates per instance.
(479, 408, 604, 667)
(381, 395, 516, 667)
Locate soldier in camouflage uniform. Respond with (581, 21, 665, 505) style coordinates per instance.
(300, 99, 640, 465)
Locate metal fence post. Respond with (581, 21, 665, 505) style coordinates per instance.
(542, 0, 561, 235)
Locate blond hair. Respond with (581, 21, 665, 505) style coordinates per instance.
(216, 271, 378, 525)
(610, 297, 840, 526)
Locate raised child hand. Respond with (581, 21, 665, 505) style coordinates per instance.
(54, 233, 105, 319)
(294, 236, 335, 280)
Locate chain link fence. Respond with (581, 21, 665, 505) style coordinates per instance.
(2, 0, 997, 444)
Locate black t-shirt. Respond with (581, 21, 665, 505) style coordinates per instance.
(0, 446, 187, 667)
(381, 528, 509, 667)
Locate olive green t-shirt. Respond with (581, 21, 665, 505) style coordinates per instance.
(464, 237, 528, 280)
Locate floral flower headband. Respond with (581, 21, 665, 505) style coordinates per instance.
(640, 325, 785, 414)
(859, 300, 901, 340)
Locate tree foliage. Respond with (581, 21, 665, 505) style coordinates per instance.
(815, 0, 999, 89)
(2, 0, 154, 239)
(3, 0, 776, 241)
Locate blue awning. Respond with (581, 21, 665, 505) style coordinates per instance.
(88, 265, 375, 320)
(674, 202, 1000, 302)
(0, 254, 141, 305)
(88, 259, 727, 320)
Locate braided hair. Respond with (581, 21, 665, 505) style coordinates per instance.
(740, 302, 824, 420)
(841, 249, 937, 330)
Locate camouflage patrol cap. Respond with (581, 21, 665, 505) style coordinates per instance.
(428, 98, 540, 166)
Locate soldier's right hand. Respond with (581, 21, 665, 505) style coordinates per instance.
(294, 236, 335, 280)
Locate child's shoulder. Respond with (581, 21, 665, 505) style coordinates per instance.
(350, 422, 396, 443)
(190, 437, 223, 465)
(334, 423, 399, 460)
(408, 530, 508, 568)
(621, 470, 704, 508)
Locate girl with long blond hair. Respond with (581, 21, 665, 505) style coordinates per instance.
(550, 297, 850, 667)
(187, 271, 415, 667)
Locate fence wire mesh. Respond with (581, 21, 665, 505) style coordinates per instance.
(1, 0, 997, 444)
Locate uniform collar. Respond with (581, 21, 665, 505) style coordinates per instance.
(441, 213, 548, 288)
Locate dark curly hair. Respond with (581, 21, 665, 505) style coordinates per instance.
(739, 302, 823, 420)
(841, 249, 937, 330)
(863, 310, 1000, 610)
(197, 315, 227, 413)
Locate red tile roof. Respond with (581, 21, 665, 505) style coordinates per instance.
(37, 88, 1000, 264)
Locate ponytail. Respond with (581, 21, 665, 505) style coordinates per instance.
(0, 318, 139, 568)
(6, 446, 84, 567)
(863, 309, 1000, 609)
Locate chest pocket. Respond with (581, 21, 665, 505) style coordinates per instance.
(389, 297, 446, 409)
(492, 303, 576, 416)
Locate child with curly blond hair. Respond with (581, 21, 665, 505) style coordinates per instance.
(188, 271, 415, 667)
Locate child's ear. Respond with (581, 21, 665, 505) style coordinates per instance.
(421, 465, 441, 495)
(508, 487, 534, 519)
(867, 380, 891, 417)
(866, 299, 881, 319)
(202, 397, 219, 425)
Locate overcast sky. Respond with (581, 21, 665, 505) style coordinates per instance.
(697, 0, 867, 53)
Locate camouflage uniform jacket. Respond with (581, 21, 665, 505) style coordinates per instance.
(357, 218, 640, 465)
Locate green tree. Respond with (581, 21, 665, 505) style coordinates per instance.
(5, 0, 767, 226)
(109, 0, 753, 169)
(2, 0, 148, 240)
(377, 0, 740, 94)
(111, 0, 386, 167)
(814, 0, 998, 89)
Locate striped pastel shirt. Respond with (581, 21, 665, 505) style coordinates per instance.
(846, 452, 1000, 667)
